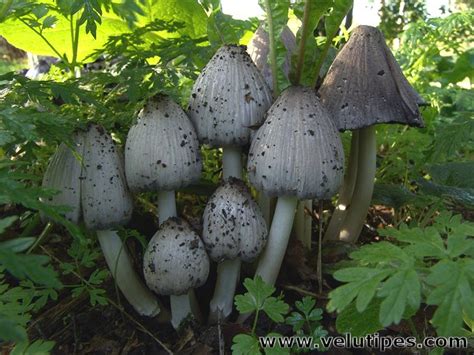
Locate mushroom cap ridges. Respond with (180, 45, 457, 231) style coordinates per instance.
(81, 124, 133, 230)
(41, 133, 84, 223)
(143, 218, 210, 296)
(188, 45, 273, 147)
(247, 25, 296, 88)
(319, 25, 424, 131)
(125, 95, 202, 192)
(247, 86, 344, 200)
(202, 177, 267, 263)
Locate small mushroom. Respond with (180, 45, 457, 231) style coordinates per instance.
(41, 124, 161, 317)
(125, 95, 202, 223)
(246, 86, 344, 286)
(143, 218, 210, 329)
(202, 178, 267, 322)
(319, 25, 424, 243)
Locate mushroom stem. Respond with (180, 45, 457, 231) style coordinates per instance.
(208, 146, 242, 323)
(337, 126, 376, 242)
(96, 229, 161, 317)
(295, 200, 312, 249)
(170, 292, 193, 329)
(254, 195, 298, 285)
(324, 131, 359, 241)
(208, 258, 241, 323)
(237, 195, 298, 324)
(222, 146, 242, 179)
(157, 190, 176, 224)
(258, 192, 272, 227)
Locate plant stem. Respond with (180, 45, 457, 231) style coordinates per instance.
(157, 190, 177, 224)
(295, 200, 312, 249)
(294, 0, 312, 84)
(338, 126, 376, 242)
(311, 37, 332, 87)
(317, 202, 323, 294)
(26, 221, 53, 254)
(96, 229, 161, 317)
(262, 0, 279, 96)
(208, 259, 241, 323)
(251, 309, 259, 335)
(324, 131, 359, 241)
(170, 293, 193, 329)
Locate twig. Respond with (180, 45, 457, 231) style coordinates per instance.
(281, 285, 328, 299)
(317, 202, 323, 294)
(294, 0, 312, 84)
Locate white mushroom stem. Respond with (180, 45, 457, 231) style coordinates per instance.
(338, 126, 376, 242)
(324, 131, 359, 242)
(237, 195, 298, 324)
(208, 146, 242, 323)
(295, 200, 312, 249)
(208, 259, 241, 323)
(96, 229, 161, 317)
(157, 190, 177, 224)
(170, 292, 193, 329)
(253, 196, 298, 285)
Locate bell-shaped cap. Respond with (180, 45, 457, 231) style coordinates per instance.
(41, 133, 84, 223)
(202, 178, 267, 263)
(143, 218, 210, 296)
(125, 95, 202, 192)
(188, 45, 273, 147)
(81, 124, 133, 230)
(319, 25, 424, 131)
(247, 25, 296, 89)
(247, 86, 344, 200)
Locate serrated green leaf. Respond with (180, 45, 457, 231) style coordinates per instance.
(264, 333, 291, 354)
(295, 296, 316, 316)
(0, 317, 27, 342)
(235, 276, 276, 315)
(350, 241, 411, 265)
(285, 311, 305, 331)
(263, 297, 289, 323)
(336, 299, 384, 337)
(232, 334, 261, 355)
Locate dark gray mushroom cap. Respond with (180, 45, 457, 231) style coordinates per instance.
(143, 218, 210, 296)
(81, 124, 133, 230)
(247, 86, 344, 200)
(188, 45, 273, 147)
(41, 133, 84, 223)
(202, 178, 267, 263)
(125, 95, 202, 192)
(319, 25, 424, 131)
(247, 25, 296, 89)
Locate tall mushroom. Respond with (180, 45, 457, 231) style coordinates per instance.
(143, 218, 210, 329)
(247, 86, 344, 286)
(188, 44, 273, 320)
(125, 95, 202, 223)
(202, 178, 267, 323)
(42, 125, 161, 317)
(319, 25, 424, 243)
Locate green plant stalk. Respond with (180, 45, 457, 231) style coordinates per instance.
(0, 0, 12, 20)
(324, 131, 359, 241)
(294, 0, 312, 84)
(26, 221, 53, 254)
(262, 0, 279, 96)
(337, 126, 376, 242)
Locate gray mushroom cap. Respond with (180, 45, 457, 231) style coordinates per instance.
(202, 178, 268, 263)
(81, 124, 133, 230)
(125, 95, 202, 192)
(188, 45, 273, 147)
(143, 218, 210, 296)
(41, 133, 84, 223)
(247, 25, 296, 89)
(319, 25, 425, 131)
(247, 86, 344, 200)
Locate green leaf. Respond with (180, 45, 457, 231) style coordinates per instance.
(336, 299, 384, 337)
(378, 269, 421, 326)
(263, 296, 289, 323)
(429, 161, 474, 189)
(11, 339, 55, 355)
(0, 317, 27, 342)
(324, 0, 352, 39)
(235, 276, 276, 315)
(264, 333, 291, 354)
(0, 215, 18, 234)
(207, 9, 256, 46)
(232, 334, 261, 355)
(0, 237, 36, 253)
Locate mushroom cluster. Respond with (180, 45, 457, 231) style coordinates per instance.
(41, 23, 423, 332)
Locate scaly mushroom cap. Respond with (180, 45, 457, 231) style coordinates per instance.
(143, 218, 210, 296)
(41, 133, 84, 223)
(247, 25, 296, 88)
(202, 178, 267, 263)
(319, 25, 424, 131)
(188, 45, 273, 147)
(81, 124, 133, 230)
(247, 86, 344, 200)
(125, 95, 202, 192)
